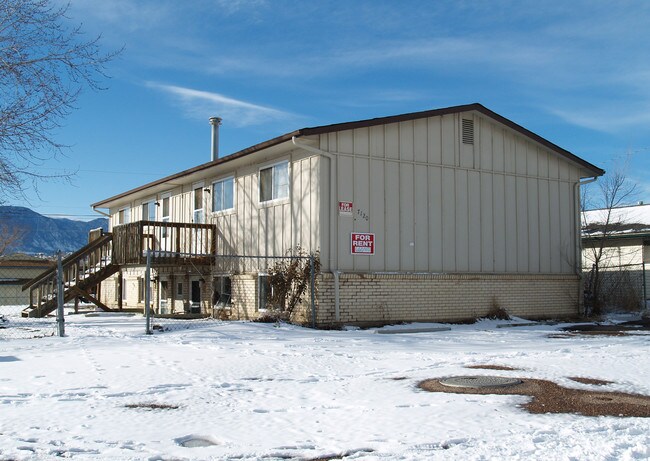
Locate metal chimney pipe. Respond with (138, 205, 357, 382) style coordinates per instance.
(209, 116, 222, 161)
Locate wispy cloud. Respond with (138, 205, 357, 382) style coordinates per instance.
(547, 104, 650, 134)
(146, 82, 295, 127)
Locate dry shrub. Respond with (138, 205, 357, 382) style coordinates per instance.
(265, 246, 320, 322)
(485, 298, 510, 320)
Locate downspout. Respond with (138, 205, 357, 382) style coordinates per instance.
(575, 176, 598, 314)
(291, 136, 341, 322)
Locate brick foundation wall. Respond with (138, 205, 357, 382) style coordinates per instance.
(315, 272, 580, 326)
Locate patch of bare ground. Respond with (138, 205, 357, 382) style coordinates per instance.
(548, 331, 630, 338)
(569, 377, 614, 386)
(124, 402, 180, 410)
(418, 378, 650, 417)
(465, 364, 521, 371)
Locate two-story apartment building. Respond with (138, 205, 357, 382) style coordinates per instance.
(25, 103, 604, 325)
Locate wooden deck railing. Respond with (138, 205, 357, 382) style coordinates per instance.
(111, 221, 216, 265)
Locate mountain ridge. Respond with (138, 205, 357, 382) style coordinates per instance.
(0, 206, 108, 255)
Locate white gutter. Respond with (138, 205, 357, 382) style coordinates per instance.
(291, 136, 341, 322)
(92, 206, 110, 218)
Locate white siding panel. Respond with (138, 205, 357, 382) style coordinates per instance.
(538, 179, 551, 272)
(442, 167, 456, 271)
(504, 175, 517, 271)
(493, 174, 506, 272)
(414, 165, 429, 271)
(385, 162, 400, 270)
(400, 163, 415, 271)
(427, 117, 442, 165)
(399, 121, 414, 162)
(549, 180, 561, 272)
(527, 178, 540, 272)
(516, 176, 528, 272)
(369, 125, 385, 158)
(385, 123, 399, 160)
(479, 118, 492, 171)
(455, 169, 469, 272)
(370, 159, 385, 271)
(354, 128, 369, 156)
(468, 170, 482, 272)
(480, 172, 494, 272)
(429, 166, 443, 271)
(441, 115, 456, 167)
(414, 118, 428, 163)
(338, 130, 354, 155)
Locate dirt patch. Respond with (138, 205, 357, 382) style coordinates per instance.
(569, 376, 614, 386)
(124, 402, 180, 410)
(418, 377, 650, 417)
(465, 364, 521, 371)
(548, 331, 630, 338)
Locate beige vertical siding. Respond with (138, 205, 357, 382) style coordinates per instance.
(319, 111, 582, 274)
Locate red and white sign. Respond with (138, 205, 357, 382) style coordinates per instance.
(351, 232, 375, 255)
(338, 201, 353, 215)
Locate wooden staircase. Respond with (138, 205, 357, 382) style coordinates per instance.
(21, 233, 118, 318)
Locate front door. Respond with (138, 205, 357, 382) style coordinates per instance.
(191, 280, 201, 314)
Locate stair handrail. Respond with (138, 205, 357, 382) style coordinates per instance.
(21, 233, 114, 291)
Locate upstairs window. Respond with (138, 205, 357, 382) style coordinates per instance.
(259, 161, 289, 203)
(117, 207, 130, 225)
(213, 177, 234, 212)
(142, 201, 156, 222)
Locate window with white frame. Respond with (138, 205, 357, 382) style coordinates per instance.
(142, 201, 156, 222)
(212, 276, 232, 308)
(193, 185, 204, 224)
(117, 207, 130, 225)
(212, 177, 234, 212)
(259, 161, 289, 203)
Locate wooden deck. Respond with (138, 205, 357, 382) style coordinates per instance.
(21, 221, 217, 317)
(112, 221, 216, 266)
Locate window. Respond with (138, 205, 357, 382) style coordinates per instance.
(142, 201, 156, 222)
(138, 277, 144, 303)
(193, 185, 204, 224)
(213, 276, 232, 308)
(212, 177, 234, 212)
(117, 207, 130, 225)
(177, 282, 183, 297)
(161, 194, 170, 238)
(259, 161, 289, 203)
(258, 275, 272, 311)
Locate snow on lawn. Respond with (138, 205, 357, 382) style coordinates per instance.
(1, 314, 649, 460)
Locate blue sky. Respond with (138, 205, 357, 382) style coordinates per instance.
(8, 0, 650, 219)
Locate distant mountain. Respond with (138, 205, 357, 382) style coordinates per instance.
(0, 206, 108, 255)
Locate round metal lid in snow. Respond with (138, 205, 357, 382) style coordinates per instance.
(439, 376, 523, 388)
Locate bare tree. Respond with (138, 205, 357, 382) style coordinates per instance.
(0, 0, 120, 201)
(0, 223, 25, 256)
(582, 165, 638, 316)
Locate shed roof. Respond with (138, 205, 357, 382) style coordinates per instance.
(582, 203, 650, 238)
(92, 103, 604, 208)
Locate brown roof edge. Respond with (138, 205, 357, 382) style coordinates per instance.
(299, 103, 604, 176)
(92, 103, 604, 208)
(91, 130, 302, 208)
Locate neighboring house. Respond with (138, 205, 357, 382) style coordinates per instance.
(582, 203, 650, 310)
(0, 256, 55, 306)
(23, 103, 604, 325)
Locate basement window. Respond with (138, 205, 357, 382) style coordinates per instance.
(462, 119, 474, 145)
(259, 161, 289, 203)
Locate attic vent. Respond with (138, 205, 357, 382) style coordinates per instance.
(462, 119, 474, 145)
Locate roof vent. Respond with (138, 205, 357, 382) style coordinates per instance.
(462, 119, 474, 145)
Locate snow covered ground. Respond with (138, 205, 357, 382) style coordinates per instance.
(1, 313, 649, 460)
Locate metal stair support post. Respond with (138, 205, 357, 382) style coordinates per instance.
(56, 252, 65, 337)
(145, 249, 152, 335)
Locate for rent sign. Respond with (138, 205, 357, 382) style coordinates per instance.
(350, 232, 375, 255)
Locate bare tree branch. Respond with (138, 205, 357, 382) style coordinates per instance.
(0, 0, 121, 202)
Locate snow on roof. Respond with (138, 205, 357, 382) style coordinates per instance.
(582, 203, 650, 236)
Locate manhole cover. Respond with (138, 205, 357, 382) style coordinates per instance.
(439, 376, 523, 388)
(177, 437, 218, 448)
